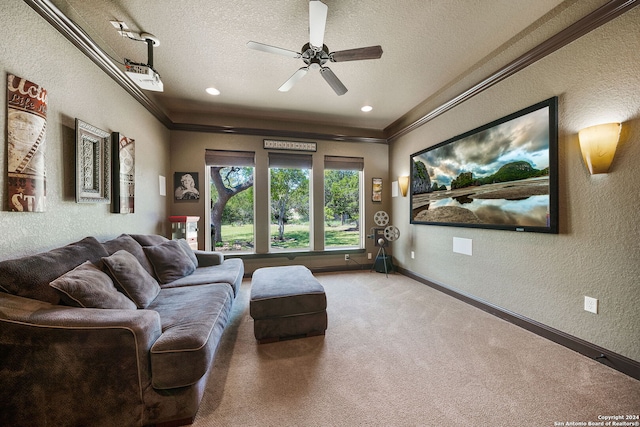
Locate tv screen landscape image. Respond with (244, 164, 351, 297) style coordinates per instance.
(410, 97, 558, 233)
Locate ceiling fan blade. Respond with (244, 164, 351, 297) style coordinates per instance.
(278, 67, 309, 92)
(330, 45, 383, 62)
(247, 41, 301, 58)
(320, 67, 347, 96)
(309, 0, 328, 48)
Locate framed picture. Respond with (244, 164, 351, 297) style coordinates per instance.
(112, 132, 135, 213)
(174, 172, 200, 201)
(75, 119, 111, 203)
(410, 97, 558, 233)
(372, 177, 382, 202)
(6, 74, 47, 212)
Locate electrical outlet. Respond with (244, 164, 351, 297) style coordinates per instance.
(367, 253, 372, 260)
(584, 296, 598, 314)
(344, 254, 350, 261)
(411, 251, 415, 259)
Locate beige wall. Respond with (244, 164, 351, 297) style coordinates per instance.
(0, 2, 170, 259)
(389, 8, 640, 362)
(169, 130, 389, 274)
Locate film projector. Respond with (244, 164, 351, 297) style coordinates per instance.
(368, 211, 400, 277)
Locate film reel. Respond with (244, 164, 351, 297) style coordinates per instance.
(384, 225, 400, 242)
(373, 210, 389, 227)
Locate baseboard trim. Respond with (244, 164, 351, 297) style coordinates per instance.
(397, 267, 640, 381)
(310, 264, 375, 274)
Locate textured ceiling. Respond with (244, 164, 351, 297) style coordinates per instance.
(49, 0, 566, 132)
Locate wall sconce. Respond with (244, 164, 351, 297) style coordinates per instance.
(578, 123, 621, 174)
(398, 176, 409, 197)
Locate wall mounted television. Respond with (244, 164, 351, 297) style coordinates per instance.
(410, 96, 558, 234)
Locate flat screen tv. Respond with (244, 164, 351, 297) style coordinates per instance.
(410, 97, 558, 233)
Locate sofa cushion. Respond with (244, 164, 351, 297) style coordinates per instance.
(147, 283, 234, 389)
(129, 234, 169, 247)
(49, 261, 137, 309)
(0, 236, 109, 304)
(143, 240, 196, 284)
(102, 250, 160, 309)
(176, 239, 198, 268)
(194, 250, 223, 267)
(102, 234, 157, 278)
(162, 258, 244, 297)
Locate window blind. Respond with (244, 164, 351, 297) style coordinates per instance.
(268, 152, 313, 169)
(205, 150, 255, 167)
(324, 155, 364, 171)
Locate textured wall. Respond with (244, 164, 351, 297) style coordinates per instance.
(169, 130, 389, 274)
(389, 7, 640, 361)
(0, 2, 170, 259)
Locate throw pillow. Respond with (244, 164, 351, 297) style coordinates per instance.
(176, 238, 199, 268)
(49, 261, 136, 309)
(102, 234, 157, 278)
(102, 250, 160, 309)
(143, 240, 196, 284)
(0, 236, 109, 305)
(129, 234, 169, 247)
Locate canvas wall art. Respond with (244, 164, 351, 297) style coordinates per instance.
(410, 97, 558, 233)
(112, 132, 135, 213)
(372, 178, 382, 202)
(6, 74, 47, 212)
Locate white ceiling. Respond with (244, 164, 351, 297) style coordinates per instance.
(49, 0, 566, 132)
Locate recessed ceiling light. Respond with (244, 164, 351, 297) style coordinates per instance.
(361, 105, 373, 112)
(206, 87, 220, 96)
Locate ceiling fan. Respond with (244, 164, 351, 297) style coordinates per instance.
(247, 0, 383, 96)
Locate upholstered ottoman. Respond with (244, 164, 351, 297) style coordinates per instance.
(250, 266, 327, 343)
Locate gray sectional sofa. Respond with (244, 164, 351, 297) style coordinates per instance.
(0, 234, 244, 427)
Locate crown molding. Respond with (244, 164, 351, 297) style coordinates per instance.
(25, 0, 637, 145)
(386, 0, 639, 142)
(171, 122, 387, 144)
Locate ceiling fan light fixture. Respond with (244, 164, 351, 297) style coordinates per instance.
(247, 0, 382, 95)
(206, 87, 221, 96)
(361, 105, 373, 112)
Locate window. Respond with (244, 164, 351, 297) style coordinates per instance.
(206, 150, 255, 252)
(324, 156, 364, 249)
(269, 153, 312, 251)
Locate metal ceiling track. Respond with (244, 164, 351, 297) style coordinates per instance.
(387, 0, 639, 142)
(25, 0, 637, 145)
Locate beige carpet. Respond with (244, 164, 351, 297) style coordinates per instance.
(193, 271, 640, 426)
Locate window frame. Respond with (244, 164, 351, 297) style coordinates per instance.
(323, 156, 365, 251)
(268, 153, 313, 253)
(205, 150, 256, 253)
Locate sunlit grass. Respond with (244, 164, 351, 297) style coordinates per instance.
(215, 222, 360, 251)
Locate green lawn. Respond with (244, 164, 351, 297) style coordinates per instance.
(214, 223, 360, 251)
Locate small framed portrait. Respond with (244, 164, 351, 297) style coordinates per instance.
(174, 172, 200, 201)
(372, 177, 382, 202)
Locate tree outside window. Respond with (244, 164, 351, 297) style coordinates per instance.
(206, 150, 255, 252)
(324, 156, 363, 249)
(268, 152, 312, 251)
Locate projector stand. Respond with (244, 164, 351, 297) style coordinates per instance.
(371, 244, 392, 278)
